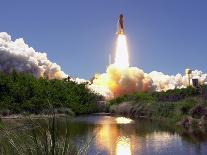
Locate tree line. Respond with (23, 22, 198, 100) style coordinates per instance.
(0, 71, 103, 115)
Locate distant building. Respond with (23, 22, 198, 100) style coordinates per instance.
(192, 78, 199, 88)
(185, 68, 192, 86)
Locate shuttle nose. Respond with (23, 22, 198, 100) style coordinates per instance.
(120, 14, 123, 18)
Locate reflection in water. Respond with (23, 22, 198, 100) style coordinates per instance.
(91, 116, 207, 155)
(3, 115, 207, 155)
(95, 116, 135, 154)
(115, 117, 133, 124)
(145, 132, 180, 154)
(116, 136, 131, 155)
(95, 117, 177, 155)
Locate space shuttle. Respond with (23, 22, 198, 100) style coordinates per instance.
(116, 14, 124, 35)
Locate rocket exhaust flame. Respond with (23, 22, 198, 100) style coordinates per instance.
(114, 34, 129, 68)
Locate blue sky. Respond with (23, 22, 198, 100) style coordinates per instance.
(1, 0, 207, 79)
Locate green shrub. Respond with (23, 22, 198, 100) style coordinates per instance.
(0, 71, 103, 115)
(134, 92, 155, 103)
(151, 102, 176, 119)
(177, 98, 197, 115)
(109, 95, 131, 105)
(109, 93, 204, 123)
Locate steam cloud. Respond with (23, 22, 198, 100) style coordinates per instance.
(90, 64, 207, 99)
(89, 33, 207, 99)
(0, 32, 66, 79)
(1, 32, 206, 99)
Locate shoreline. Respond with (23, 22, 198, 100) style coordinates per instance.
(109, 102, 207, 131)
(1, 113, 68, 120)
(0, 112, 111, 120)
(1, 111, 207, 132)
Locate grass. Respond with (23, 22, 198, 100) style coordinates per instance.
(109, 95, 206, 124)
(0, 118, 3, 128)
(0, 112, 91, 155)
(108, 86, 207, 124)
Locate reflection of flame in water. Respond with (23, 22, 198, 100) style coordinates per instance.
(116, 136, 131, 155)
(95, 117, 133, 154)
(93, 117, 178, 155)
(116, 117, 133, 124)
(88, 115, 183, 155)
(95, 118, 119, 154)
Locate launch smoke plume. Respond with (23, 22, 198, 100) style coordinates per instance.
(90, 64, 153, 99)
(0, 32, 66, 79)
(91, 65, 207, 99)
(1, 32, 206, 99)
(90, 34, 207, 99)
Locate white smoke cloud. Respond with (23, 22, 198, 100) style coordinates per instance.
(90, 65, 154, 99)
(0, 32, 67, 79)
(148, 70, 207, 91)
(71, 77, 89, 84)
(90, 65, 207, 99)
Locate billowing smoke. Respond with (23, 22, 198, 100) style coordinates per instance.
(90, 34, 207, 99)
(0, 32, 67, 79)
(89, 65, 153, 99)
(148, 70, 207, 91)
(90, 66, 207, 99)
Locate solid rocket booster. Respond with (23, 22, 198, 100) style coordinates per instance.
(117, 14, 124, 35)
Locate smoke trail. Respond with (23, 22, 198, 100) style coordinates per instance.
(0, 32, 67, 79)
